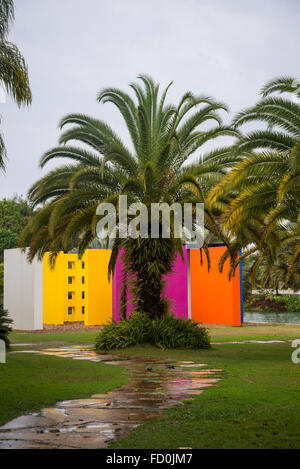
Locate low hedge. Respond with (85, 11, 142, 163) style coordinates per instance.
(95, 312, 210, 351)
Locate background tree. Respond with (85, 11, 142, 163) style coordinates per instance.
(0, 195, 34, 307)
(0, 0, 32, 169)
(256, 241, 300, 293)
(0, 195, 34, 261)
(0, 228, 18, 262)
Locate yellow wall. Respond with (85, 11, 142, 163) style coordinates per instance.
(85, 250, 112, 326)
(43, 252, 65, 325)
(43, 250, 112, 326)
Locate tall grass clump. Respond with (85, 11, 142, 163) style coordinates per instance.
(95, 312, 210, 351)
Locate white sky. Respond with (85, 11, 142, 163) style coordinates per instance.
(0, 0, 299, 198)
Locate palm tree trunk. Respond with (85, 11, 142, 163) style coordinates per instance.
(123, 238, 175, 320)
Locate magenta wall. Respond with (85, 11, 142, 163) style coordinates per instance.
(112, 247, 188, 321)
(112, 250, 134, 322)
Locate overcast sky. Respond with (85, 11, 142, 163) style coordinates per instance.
(0, 0, 299, 199)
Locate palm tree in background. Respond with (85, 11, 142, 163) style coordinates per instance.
(257, 242, 300, 294)
(0, 0, 32, 170)
(208, 77, 300, 285)
(21, 75, 237, 318)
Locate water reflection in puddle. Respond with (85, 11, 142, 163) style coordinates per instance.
(0, 346, 222, 449)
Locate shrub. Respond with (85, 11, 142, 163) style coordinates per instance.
(245, 292, 300, 312)
(285, 295, 300, 312)
(151, 314, 210, 349)
(95, 313, 152, 351)
(95, 312, 210, 351)
(0, 308, 13, 349)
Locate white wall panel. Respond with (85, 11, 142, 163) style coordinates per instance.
(4, 249, 43, 330)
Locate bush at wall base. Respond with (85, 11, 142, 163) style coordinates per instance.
(0, 309, 13, 349)
(95, 312, 211, 351)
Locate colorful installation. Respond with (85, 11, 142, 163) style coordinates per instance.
(4, 245, 242, 330)
(112, 245, 243, 326)
(190, 246, 242, 326)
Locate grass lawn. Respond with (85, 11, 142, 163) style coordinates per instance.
(2, 324, 300, 448)
(110, 343, 300, 449)
(209, 324, 300, 342)
(9, 323, 300, 349)
(9, 330, 100, 347)
(0, 353, 128, 427)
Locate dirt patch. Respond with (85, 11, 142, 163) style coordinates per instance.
(15, 322, 104, 334)
(15, 321, 282, 334)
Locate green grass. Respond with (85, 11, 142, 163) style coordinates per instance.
(3, 325, 300, 448)
(109, 343, 300, 449)
(0, 353, 128, 427)
(10, 323, 300, 349)
(9, 330, 100, 348)
(208, 324, 300, 342)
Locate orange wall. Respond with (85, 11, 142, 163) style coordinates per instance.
(190, 247, 241, 326)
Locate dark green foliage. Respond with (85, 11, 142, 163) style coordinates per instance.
(285, 295, 300, 312)
(0, 196, 34, 261)
(0, 308, 12, 349)
(150, 313, 211, 349)
(244, 292, 300, 312)
(0, 196, 33, 232)
(95, 312, 210, 351)
(0, 228, 19, 260)
(242, 255, 255, 301)
(96, 313, 152, 351)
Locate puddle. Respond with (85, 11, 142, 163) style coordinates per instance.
(0, 346, 222, 449)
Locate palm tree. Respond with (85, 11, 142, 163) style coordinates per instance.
(207, 77, 300, 283)
(0, 0, 32, 169)
(233, 76, 300, 153)
(257, 242, 300, 293)
(21, 75, 236, 318)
